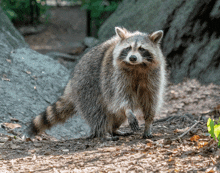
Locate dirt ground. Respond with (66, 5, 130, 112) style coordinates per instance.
(0, 79, 220, 173)
(1, 6, 220, 173)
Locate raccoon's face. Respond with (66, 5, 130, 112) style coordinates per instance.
(113, 27, 164, 69)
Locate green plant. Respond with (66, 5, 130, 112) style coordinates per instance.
(0, 0, 48, 24)
(207, 118, 220, 147)
(80, 0, 122, 36)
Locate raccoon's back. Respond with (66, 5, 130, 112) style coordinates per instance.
(71, 41, 115, 118)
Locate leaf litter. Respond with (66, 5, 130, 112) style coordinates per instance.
(0, 79, 220, 172)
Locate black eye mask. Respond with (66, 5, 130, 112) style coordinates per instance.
(119, 46, 132, 60)
(138, 47, 153, 62)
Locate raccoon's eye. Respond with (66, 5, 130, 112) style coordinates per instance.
(120, 46, 132, 57)
(138, 47, 153, 61)
(138, 47, 146, 52)
(125, 46, 132, 52)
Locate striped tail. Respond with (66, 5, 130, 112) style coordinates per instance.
(26, 81, 76, 137)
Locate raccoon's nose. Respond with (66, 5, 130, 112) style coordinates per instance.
(129, 55, 137, 62)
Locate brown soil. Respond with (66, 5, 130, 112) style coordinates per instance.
(2, 6, 220, 173)
(1, 79, 220, 172)
(23, 6, 87, 55)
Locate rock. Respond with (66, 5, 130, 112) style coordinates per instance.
(46, 51, 79, 70)
(83, 37, 99, 48)
(0, 7, 90, 140)
(17, 24, 47, 36)
(98, 0, 220, 85)
(46, 52, 78, 61)
(25, 6, 87, 55)
(35, 41, 86, 55)
(56, 42, 86, 55)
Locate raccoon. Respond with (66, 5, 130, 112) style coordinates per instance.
(25, 27, 166, 140)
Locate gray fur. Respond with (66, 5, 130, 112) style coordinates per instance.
(26, 27, 166, 139)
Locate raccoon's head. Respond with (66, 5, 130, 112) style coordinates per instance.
(113, 27, 164, 69)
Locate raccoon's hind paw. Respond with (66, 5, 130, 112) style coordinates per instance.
(112, 130, 133, 136)
(102, 136, 119, 141)
(22, 127, 36, 141)
(22, 132, 34, 141)
(142, 133, 153, 139)
(127, 114, 140, 132)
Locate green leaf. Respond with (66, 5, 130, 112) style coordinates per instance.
(207, 118, 216, 140)
(214, 124, 220, 139)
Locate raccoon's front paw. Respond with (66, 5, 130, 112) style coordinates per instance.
(112, 130, 133, 136)
(142, 133, 153, 139)
(127, 114, 140, 132)
(102, 136, 119, 141)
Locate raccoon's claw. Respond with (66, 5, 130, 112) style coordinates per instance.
(22, 127, 35, 141)
(102, 136, 119, 141)
(112, 130, 133, 136)
(143, 133, 153, 139)
(22, 133, 33, 141)
(127, 115, 140, 132)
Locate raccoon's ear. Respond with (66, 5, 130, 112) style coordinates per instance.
(115, 27, 128, 40)
(149, 30, 163, 44)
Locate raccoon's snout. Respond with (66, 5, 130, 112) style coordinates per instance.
(129, 55, 137, 62)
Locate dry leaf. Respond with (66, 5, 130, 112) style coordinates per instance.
(190, 135, 200, 142)
(3, 123, 21, 129)
(6, 59, 11, 63)
(210, 156, 217, 165)
(147, 143, 153, 147)
(168, 157, 173, 162)
(197, 141, 209, 148)
(2, 78, 10, 81)
(10, 144, 19, 149)
(10, 118, 19, 122)
(173, 129, 179, 133)
(174, 168, 180, 172)
(62, 149, 69, 152)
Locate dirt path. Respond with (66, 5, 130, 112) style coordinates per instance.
(24, 6, 87, 55)
(1, 79, 220, 172)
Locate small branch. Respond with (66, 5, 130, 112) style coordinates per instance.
(178, 120, 200, 138)
(182, 114, 196, 123)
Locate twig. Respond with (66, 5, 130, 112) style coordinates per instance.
(210, 156, 217, 165)
(178, 120, 200, 138)
(182, 114, 196, 123)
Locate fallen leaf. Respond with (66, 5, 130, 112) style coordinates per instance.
(190, 135, 200, 142)
(147, 143, 153, 147)
(2, 78, 10, 81)
(10, 118, 19, 122)
(10, 144, 20, 149)
(6, 59, 11, 63)
(210, 156, 217, 165)
(173, 129, 179, 133)
(198, 141, 209, 148)
(62, 149, 69, 152)
(3, 123, 21, 130)
(168, 157, 173, 162)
